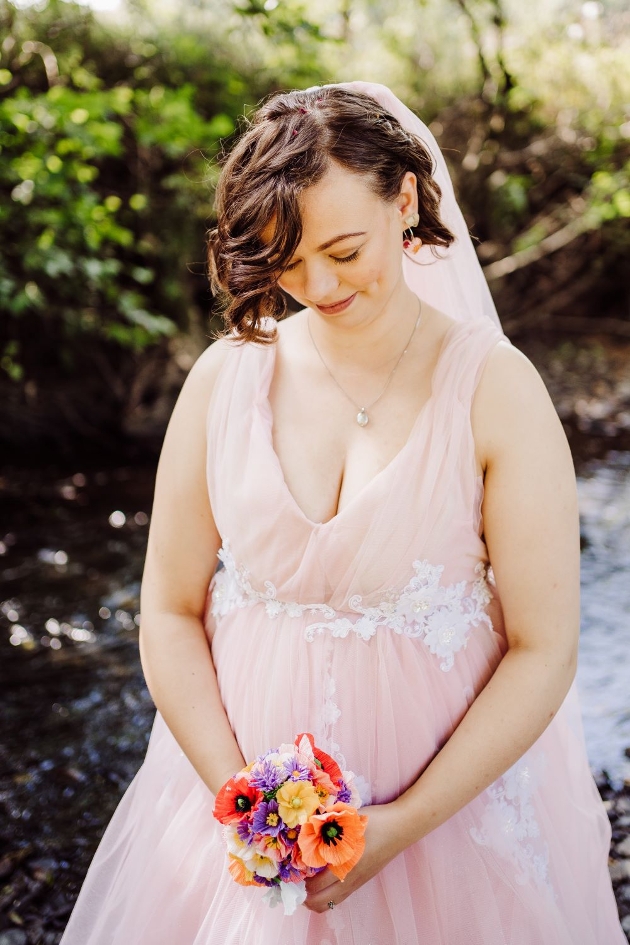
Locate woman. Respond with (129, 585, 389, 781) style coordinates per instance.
(59, 82, 625, 944)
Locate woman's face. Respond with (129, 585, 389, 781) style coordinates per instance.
(261, 161, 418, 321)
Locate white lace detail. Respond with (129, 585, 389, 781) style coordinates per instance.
(469, 751, 555, 895)
(210, 538, 494, 672)
(319, 660, 373, 808)
(322, 669, 342, 728)
(320, 663, 346, 771)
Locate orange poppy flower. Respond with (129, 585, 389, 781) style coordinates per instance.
(297, 802, 369, 881)
(213, 776, 261, 825)
(227, 853, 258, 886)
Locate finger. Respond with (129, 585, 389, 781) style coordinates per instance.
(306, 877, 339, 900)
(310, 884, 347, 913)
(305, 869, 337, 894)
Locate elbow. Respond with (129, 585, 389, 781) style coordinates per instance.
(508, 638, 579, 694)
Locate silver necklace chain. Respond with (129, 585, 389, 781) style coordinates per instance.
(306, 299, 423, 426)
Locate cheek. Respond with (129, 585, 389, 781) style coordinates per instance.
(355, 244, 397, 286)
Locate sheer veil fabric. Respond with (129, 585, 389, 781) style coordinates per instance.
(57, 83, 626, 944)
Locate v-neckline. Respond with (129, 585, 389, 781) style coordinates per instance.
(260, 316, 466, 530)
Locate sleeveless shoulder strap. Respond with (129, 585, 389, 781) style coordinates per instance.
(437, 317, 511, 412)
(206, 335, 271, 434)
(425, 318, 510, 523)
(205, 331, 275, 540)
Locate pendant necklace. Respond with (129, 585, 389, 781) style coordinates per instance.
(306, 299, 423, 427)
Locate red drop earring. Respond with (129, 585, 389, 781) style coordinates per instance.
(403, 212, 422, 254)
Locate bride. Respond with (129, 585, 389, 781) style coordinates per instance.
(59, 81, 625, 943)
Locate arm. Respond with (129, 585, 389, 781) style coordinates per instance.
(390, 339, 581, 847)
(138, 337, 246, 796)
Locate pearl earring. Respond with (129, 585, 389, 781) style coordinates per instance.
(403, 212, 422, 254)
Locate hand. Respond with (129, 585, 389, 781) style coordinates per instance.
(302, 802, 407, 914)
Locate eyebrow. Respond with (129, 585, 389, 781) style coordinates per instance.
(316, 231, 367, 251)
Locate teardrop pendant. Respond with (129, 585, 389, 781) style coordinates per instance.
(356, 408, 369, 427)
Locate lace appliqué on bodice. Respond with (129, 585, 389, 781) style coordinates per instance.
(469, 751, 555, 897)
(209, 539, 495, 672)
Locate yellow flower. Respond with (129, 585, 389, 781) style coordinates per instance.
(315, 784, 329, 803)
(276, 779, 320, 828)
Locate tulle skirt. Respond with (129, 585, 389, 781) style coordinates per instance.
(59, 606, 625, 944)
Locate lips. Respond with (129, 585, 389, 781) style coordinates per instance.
(316, 293, 357, 314)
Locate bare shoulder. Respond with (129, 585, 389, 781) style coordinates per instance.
(471, 337, 570, 475)
(179, 334, 234, 407)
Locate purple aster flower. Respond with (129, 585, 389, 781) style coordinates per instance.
(249, 758, 287, 793)
(277, 859, 305, 883)
(251, 800, 283, 837)
(282, 756, 312, 781)
(336, 779, 352, 803)
(252, 874, 277, 887)
(236, 818, 256, 845)
(279, 824, 298, 846)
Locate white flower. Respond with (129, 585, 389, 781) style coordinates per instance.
(294, 734, 315, 763)
(223, 824, 253, 859)
(261, 884, 282, 909)
(250, 852, 279, 879)
(280, 879, 307, 915)
(344, 772, 371, 808)
(261, 879, 307, 915)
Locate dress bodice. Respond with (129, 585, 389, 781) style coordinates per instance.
(204, 314, 511, 666)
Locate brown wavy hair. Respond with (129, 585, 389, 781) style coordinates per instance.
(207, 86, 456, 346)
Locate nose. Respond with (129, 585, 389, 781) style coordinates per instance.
(300, 261, 340, 304)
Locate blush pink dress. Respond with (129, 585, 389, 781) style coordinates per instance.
(60, 314, 626, 945)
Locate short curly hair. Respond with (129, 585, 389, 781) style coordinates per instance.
(207, 86, 455, 346)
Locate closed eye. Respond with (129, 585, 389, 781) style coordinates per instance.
(283, 249, 361, 273)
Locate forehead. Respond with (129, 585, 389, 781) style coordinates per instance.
(260, 162, 380, 247)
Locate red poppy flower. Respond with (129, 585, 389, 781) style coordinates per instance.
(213, 776, 261, 825)
(294, 732, 344, 786)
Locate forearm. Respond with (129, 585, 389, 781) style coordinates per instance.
(139, 612, 246, 795)
(391, 645, 577, 849)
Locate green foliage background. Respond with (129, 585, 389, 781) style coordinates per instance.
(1, 0, 629, 453)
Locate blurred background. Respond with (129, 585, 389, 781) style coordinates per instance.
(0, 0, 629, 940)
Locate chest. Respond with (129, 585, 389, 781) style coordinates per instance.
(267, 359, 484, 527)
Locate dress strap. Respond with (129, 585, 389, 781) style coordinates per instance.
(436, 317, 511, 412)
(423, 317, 511, 530)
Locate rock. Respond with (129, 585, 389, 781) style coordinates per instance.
(609, 859, 630, 882)
(617, 836, 630, 858)
(0, 930, 29, 945)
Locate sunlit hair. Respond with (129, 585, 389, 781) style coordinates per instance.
(207, 86, 456, 345)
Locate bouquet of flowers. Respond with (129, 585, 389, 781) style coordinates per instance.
(212, 732, 369, 914)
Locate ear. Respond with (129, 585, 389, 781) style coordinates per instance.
(396, 171, 418, 222)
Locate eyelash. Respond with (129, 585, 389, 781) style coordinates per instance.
(283, 249, 361, 273)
